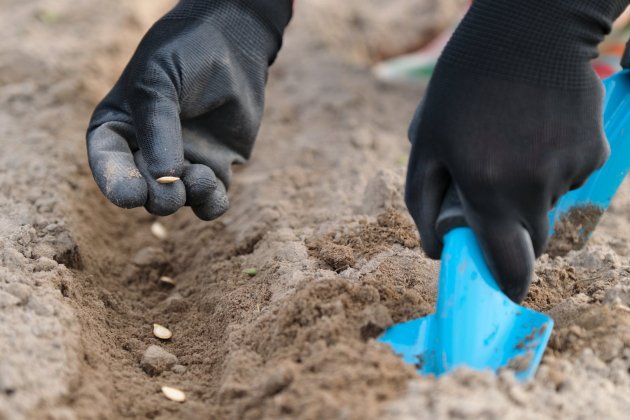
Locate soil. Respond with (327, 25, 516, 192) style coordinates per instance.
(547, 205, 605, 258)
(301, 0, 466, 65)
(3, 1, 630, 419)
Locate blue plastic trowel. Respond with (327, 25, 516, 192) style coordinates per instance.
(378, 70, 630, 381)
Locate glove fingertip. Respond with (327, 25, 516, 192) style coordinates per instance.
(474, 222, 535, 303)
(182, 164, 219, 207)
(104, 176, 148, 209)
(420, 236, 443, 260)
(145, 181, 187, 216)
(88, 142, 148, 209)
(133, 150, 186, 216)
(192, 183, 229, 221)
(404, 162, 449, 260)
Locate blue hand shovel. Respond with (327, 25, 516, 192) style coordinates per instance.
(379, 189, 553, 382)
(378, 70, 630, 381)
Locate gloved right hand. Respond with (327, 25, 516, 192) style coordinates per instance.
(406, 0, 627, 303)
(87, 0, 292, 220)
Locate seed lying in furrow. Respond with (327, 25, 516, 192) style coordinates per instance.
(153, 323, 172, 340)
(159, 276, 176, 286)
(161, 386, 186, 402)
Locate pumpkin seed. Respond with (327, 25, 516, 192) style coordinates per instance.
(151, 222, 168, 240)
(161, 386, 186, 402)
(159, 276, 176, 286)
(157, 176, 180, 184)
(153, 323, 172, 340)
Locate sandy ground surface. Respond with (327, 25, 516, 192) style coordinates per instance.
(301, 0, 466, 64)
(3, 1, 630, 419)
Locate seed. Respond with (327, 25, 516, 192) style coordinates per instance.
(153, 323, 172, 340)
(151, 222, 168, 240)
(157, 176, 180, 184)
(161, 386, 186, 402)
(242, 268, 257, 277)
(159, 276, 176, 286)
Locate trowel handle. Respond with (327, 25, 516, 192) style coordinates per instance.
(436, 186, 468, 238)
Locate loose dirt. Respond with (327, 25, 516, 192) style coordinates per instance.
(3, 1, 630, 419)
(547, 204, 605, 258)
(302, 0, 466, 64)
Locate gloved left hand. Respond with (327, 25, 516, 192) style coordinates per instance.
(87, 0, 292, 220)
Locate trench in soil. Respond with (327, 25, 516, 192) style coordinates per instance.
(45, 2, 439, 418)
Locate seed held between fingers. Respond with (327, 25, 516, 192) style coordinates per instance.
(153, 323, 172, 340)
(157, 176, 180, 184)
(161, 386, 186, 402)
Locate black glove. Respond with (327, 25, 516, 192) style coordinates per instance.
(87, 0, 291, 220)
(406, 0, 628, 302)
(622, 39, 630, 69)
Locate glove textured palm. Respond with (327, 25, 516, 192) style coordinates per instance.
(87, 0, 291, 220)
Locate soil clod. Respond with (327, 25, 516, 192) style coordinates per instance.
(548, 205, 605, 257)
(141, 345, 178, 376)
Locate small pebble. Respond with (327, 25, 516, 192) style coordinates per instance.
(161, 386, 186, 402)
(132, 247, 167, 266)
(5, 283, 30, 304)
(157, 176, 180, 184)
(153, 323, 173, 340)
(34, 257, 58, 272)
(165, 293, 189, 313)
(0, 290, 20, 309)
(151, 222, 168, 240)
(159, 276, 176, 286)
(172, 364, 187, 374)
(141, 345, 178, 376)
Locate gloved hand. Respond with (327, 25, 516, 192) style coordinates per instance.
(87, 0, 291, 220)
(406, 0, 628, 302)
